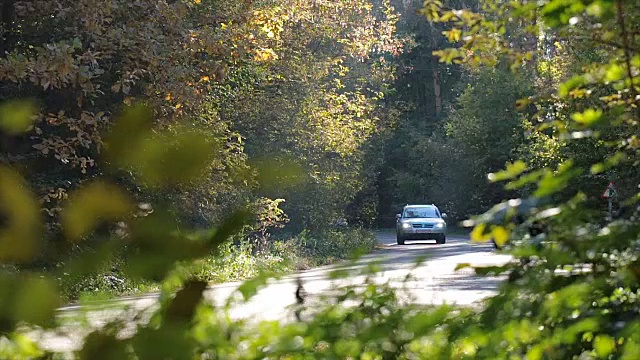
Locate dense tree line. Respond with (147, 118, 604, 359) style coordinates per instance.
(0, 0, 402, 261)
(376, 0, 639, 224)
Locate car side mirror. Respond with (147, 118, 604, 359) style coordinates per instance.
(396, 214, 401, 220)
(442, 213, 448, 219)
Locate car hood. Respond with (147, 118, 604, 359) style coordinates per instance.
(400, 218, 445, 224)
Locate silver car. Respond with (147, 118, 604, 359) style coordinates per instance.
(396, 204, 447, 245)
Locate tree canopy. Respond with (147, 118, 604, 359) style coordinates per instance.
(1, 0, 639, 358)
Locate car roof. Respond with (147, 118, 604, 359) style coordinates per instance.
(404, 204, 437, 208)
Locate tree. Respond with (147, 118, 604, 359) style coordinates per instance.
(0, 0, 269, 239)
(421, 0, 640, 358)
(376, 0, 467, 223)
(440, 65, 532, 216)
(220, 0, 403, 231)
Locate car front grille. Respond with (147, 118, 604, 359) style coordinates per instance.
(412, 224, 434, 229)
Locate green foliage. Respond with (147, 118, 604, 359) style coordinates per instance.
(0, 0, 401, 266)
(383, 64, 533, 221)
(1, 0, 639, 359)
(291, 228, 378, 266)
(420, 0, 640, 358)
(0, 167, 42, 263)
(189, 228, 377, 284)
(219, 0, 402, 232)
(61, 181, 133, 243)
(0, 118, 399, 357)
(0, 100, 37, 134)
(1, 0, 401, 314)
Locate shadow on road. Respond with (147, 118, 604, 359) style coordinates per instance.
(431, 275, 504, 292)
(286, 236, 510, 297)
(349, 236, 496, 267)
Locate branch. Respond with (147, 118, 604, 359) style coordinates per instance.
(616, 0, 639, 109)
(590, 38, 640, 54)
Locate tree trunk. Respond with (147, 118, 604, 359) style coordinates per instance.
(433, 68, 442, 115)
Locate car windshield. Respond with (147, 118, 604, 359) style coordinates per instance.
(403, 207, 438, 218)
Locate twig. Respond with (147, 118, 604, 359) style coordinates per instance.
(590, 37, 640, 54)
(294, 276, 306, 321)
(616, 0, 639, 111)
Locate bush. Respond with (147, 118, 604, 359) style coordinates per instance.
(54, 228, 378, 303)
(57, 257, 157, 303)
(291, 228, 378, 267)
(190, 228, 378, 282)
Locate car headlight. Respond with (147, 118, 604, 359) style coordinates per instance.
(434, 223, 445, 229)
(402, 223, 411, 229)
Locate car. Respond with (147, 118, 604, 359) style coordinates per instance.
(396, 204, 447, 245)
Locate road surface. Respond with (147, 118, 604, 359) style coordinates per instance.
(32, 231, 512, 353)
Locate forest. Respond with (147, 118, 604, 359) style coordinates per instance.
(0, 0, 639, 358)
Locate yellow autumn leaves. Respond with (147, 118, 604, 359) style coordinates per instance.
(471, 223, 512, 247)
(249, 7, 287, 62)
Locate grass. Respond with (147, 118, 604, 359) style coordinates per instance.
(59, 228, 378, 304)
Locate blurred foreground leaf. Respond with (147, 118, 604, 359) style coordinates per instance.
(165, 280, 208, 323)
(61, 181, 134, 243)
(13, 276, 61, 327)
(534, 161, 581, 198)
(125, 208, 253, 280)
(0, 333, 45, 359)
(252, 156, 305, 190)
(132, 325, 192, 360)
(474, 265, 510, 276)
(60, 240, 122, 283)
(103, 104, 154, 165)
(104, 104, 215, 187)
(491, 225, 510, 246)
(590, 151, 627, 175)
(594, 334, 616, 358)
(571, 109, 603, 127)
(208, 208, 254, 254)
(78, 331, 128, 360)
(0, 100, 37, 134)
(470, 223, 491, 242)
(0, 274, 60, 333)
(487, 161, 527, 183)
(125, 131, 217, 187)
(237, 274, 269, 302)
(0, 166, 42, 263)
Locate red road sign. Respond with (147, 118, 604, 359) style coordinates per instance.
(602, 181, 616, 198)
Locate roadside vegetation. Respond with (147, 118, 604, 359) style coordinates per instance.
(0, 0, 397, 302)
(0, 0, 639, 359)
(62, 229, 377, 303)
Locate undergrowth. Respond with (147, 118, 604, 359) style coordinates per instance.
(58, 228, 377, 303)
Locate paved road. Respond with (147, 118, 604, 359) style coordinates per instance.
(33, 231, 512, 352)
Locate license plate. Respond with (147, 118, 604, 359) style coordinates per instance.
(417, 229, 432, 233)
